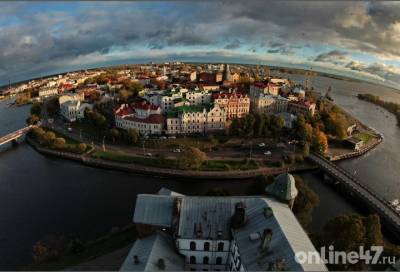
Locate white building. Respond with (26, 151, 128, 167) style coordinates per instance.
(114, 102, 164, 135)
(251, 93, 289, 115)
(185, 90, 211, 106)
(120, 185, 327, 271)
(38, 87, 58, 99)
(60, 100, 93, 122)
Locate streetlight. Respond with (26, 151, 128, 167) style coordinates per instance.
(102, 135, 106, 152)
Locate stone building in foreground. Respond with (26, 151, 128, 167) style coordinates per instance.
(120, 177, 327, 271)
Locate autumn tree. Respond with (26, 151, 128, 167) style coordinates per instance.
(52, 137, 66, 149)
(311, 128, 328, 153)
(177, 147, 206, 169)
(127, 128, 139, 145)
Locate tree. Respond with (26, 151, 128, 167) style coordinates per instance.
(77, 143, 87, 153)
(46, 97, 60, 117)
(30, 127, 45, 139)
(30, 102, 42, 116)
(292, 176, 320, 227)
(127, 128, 139, 145)
(27, 114, 40, 125)
(52, 137, 66, 149)
(108, 128, 120, 143)
(177, 147, 206, 169)
(302, 142, 310, 157)
(118, 90, 130, 103)
(311, 128, 328, 153)
(39, 131, 56, 146)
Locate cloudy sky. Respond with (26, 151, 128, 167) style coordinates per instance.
(1, 1, 400, 88)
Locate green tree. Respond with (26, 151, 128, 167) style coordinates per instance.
(108, 128, 120, 143)
(30, 102, 42, 116)
(177, 147, 206, 169)
(127, 128, 139, 145)
(292, 176, 320, 227)
(46, 97, 60, 117)
(39, 131, 56, 146)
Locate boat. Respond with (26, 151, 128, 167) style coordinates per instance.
(396, 206, 400, 212)
(390, 199, 399, 206)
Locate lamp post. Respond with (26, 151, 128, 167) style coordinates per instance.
(102, 135, 106, 152)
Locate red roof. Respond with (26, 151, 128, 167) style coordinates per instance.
(212, 91, 247, 100)
(254, 82, 267, 88)
(115, 104, 134, 116)
(125, 114, 165, 124)
(133, 101, 160, 111)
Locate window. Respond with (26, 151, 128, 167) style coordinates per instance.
(190, 256, 196, 264)
(216, 257, 222, 265)
(204, 242, 210, 251)
(190, 241, 196, 250)
(217, 242, 224, 251)
(203, 256, 209, 264)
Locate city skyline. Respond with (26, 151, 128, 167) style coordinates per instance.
(1, 1, 400, 88)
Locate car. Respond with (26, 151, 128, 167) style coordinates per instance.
(173, 148, 181, 153)
(67, 127, 72, 132)
(146, 153, 153, 157)
(159, 136, 167, 140)
(168, 136, 176, 139)
(48, 118, 54, 124)
(258, 143, 266, 147)
(264, 151, 272, 156)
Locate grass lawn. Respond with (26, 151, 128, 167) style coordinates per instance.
(200, 159, 259, 171)
(91, 150, 177, 168)
(145, 137, 219, 150)
(46, 129, 89, 154)
(26, 225, 136, 271)
(92, 151, 259, 171)
(355, 132, 374, 144)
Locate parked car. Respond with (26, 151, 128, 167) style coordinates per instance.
(264, 151, 272, 156)
(173, 148, 181, 153)
(258, 142, 266, 147)
(168, 136, 176, 139)
(146, 153, 153, 157)
(159, 136, 167, 140)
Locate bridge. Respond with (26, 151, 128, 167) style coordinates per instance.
(309, 153, 400, 239)
(0, 126, 32, 146)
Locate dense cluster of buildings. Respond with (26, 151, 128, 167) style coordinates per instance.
(120, 173, 327, 271)
(3, 63, 317, 135)
(110, 63, 316, 136)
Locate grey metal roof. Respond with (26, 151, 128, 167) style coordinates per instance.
(232, 197, 327, 271)
(157, 187, 184, 197)
(178, 197, 236, 240)
(133, 194, 174, 227)
(120, 232, 185, 271)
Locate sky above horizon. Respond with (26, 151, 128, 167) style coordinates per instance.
(1, 1, 400, 88)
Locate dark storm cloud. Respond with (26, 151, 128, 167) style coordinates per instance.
(224, 40, 241, 50)
(314, 50, 350, 64)
(0, 1, 400, 84)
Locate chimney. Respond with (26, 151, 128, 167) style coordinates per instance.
(197, 222, 203, 238)
(230, 202, 247, 229)
(260, 229, 273, 253)
(174, 198, 181, 216)
(133, 255, 140, 264)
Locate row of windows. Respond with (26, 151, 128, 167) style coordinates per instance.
(189, 241, 225, 251)
(189, 256, 223, 265)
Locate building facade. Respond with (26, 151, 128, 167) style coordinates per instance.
(213, 91, 250, 119)
(115, 102, 164, 135)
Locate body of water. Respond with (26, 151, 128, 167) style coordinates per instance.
(0, 75, 399, 269)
